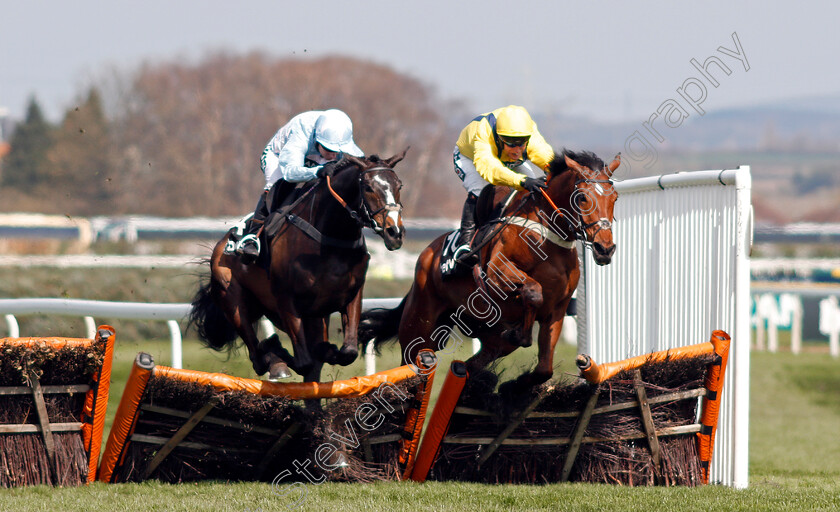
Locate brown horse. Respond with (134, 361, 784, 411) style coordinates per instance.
(190, 151, 407, 383)
(359, 149, 619, 392)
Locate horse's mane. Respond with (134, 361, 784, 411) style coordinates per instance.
(332, 153, 385, 176)
(548, 149, 605, 175)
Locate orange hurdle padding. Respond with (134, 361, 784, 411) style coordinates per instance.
(410, 361, 469, 482)
(1, 326, 115, 484)
(80, 326, 116, 483)
(697, 330, 731, 484)
(98, 352, 154, 483)
(577, 337, 720, 384)
(152, 362, 421, 399)
(400, 350, 437, 479)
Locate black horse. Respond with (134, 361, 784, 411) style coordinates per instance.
(189, 151, 407, 383)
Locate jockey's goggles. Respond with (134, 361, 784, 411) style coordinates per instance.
(499, 135, 530, 148)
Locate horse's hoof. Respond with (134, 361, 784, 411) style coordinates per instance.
(268, 360, 292, 380)
(335, 346, 358, 366)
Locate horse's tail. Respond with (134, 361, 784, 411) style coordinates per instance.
(188, 278, 238, 352)
(358, 298, 406, 354)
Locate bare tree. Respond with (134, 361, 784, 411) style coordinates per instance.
(109, 52, 465, 217)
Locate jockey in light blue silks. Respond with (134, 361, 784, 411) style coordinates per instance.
(235, 109, 364, 264)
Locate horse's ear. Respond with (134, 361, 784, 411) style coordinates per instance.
(384, 146, 410, 168)
(564, 154, 585, 175)
(606, 153, 621, 176)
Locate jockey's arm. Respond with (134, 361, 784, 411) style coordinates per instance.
(275, 124, 322, 183)
(525, 127, 555, 172)
(472, 137, 530, 190)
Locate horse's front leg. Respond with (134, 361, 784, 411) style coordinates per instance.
(517, 276, 543, 347)
(317, 284, 363, 366)
(266, 309, 314, 378)
(487, 267, 543, 348)
(500, 300, 569, 396)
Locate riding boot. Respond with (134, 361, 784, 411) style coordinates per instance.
(236, 190, 269, 264)
(454, 193, 479, 267)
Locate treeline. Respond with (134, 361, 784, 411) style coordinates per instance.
(0, 53, 465, 217)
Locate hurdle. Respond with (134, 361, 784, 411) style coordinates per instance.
(0, 326, 116, 487)
(411, 331, 731, 486)
(99, 350, 436, 483)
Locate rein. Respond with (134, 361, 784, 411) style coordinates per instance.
(326, 166, 402, 234)
(531, 174, 615, 247)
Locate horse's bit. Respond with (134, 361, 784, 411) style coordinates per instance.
(327, 166, 402, 235)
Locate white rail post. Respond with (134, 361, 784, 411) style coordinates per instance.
(767, 298, 779, 354)
(754, 295, 766, 352)
(365, 341, 376, 376)
(83, 316, 97, 340)
(819, 296, 840, 358)
(5, 314, 19, 338)
(259, 318, 275, 339)
(168, 320, 183, 369)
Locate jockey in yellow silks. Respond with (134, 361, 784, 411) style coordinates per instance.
(451, 105, 554, 267)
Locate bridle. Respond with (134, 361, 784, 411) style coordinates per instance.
(326, 166, 403, 235)
(538, 172, 615, 248)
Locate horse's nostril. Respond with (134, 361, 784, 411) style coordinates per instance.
(386, 225, 401, 238)
(595, 243, 616, 257)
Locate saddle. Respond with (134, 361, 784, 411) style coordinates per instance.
(440, 186, 517, 278)
(263, 180, 317, 240)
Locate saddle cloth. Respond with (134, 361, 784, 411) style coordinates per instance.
(439, 231, 463, 277)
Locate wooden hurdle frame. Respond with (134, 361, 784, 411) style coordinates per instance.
(99, 350, 437, 483)
(411, 330, 731, 485)
(0, 326, 116, 486)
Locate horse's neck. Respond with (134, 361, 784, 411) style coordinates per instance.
(532, 175, 575, 219)
(309, 170, 363, 237)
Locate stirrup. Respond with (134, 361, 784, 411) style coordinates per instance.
(453, 244, 478, 266)
(235, 234, 261, 263)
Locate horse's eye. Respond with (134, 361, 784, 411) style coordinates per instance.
(364, 185, 374, 193)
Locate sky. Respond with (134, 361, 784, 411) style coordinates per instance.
(2, 1, 839, 126)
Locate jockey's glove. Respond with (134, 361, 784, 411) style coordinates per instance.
(317, 161, 340, 179)
(521, 176, 548, 193)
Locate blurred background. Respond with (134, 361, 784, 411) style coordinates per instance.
(1, 1, 839, 350)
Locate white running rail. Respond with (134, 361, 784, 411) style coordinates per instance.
(0, 297, 402, 370)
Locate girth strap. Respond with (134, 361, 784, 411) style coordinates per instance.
(286, 214, 365, 249)
(501, 216, 576, 249)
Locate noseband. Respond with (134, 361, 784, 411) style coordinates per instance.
(326, 166, 403, 234)
(574, 177, 614, 248)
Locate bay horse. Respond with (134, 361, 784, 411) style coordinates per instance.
(359, 149, 620, 393)
(189, 151, 407, 383)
